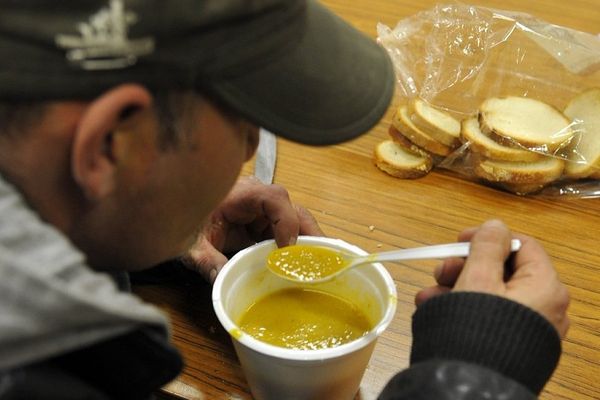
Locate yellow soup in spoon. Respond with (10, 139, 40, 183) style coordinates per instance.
(266, 245, 349, 282)
(237, 287, 372, 350)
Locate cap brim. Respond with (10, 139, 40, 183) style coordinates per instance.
(207, 0, 395, 145)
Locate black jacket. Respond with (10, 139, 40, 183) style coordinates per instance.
(379, 292, 561, 399)
(0, 328, 182, 400)
(0, 293, 560, 399)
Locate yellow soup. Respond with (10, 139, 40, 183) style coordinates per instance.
(266, 245, 349, 281)
(237, 287, 372, 350)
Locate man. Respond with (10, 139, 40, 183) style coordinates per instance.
(0, 1, 568, 399)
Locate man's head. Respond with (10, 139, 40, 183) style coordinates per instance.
(0, 85, 259, 270)
(0, 0, 394, 271)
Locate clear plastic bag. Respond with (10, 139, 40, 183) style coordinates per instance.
(377, 3, 600, 197)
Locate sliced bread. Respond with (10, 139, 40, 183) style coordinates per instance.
(563, 88, 600, 179)
(408, 98, 461, 148)
(474, 155, 564, 194)
(374, 140, 433, 179)
(392, 105, 453, 156)
(388, 125, 432, 158)
(461, 117, 544, 162)
(589, 169, 600, 180)
(479, 96, 574, 153)
(495, 181, 558, 195)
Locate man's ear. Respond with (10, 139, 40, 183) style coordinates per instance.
(72, 84, 152, 201)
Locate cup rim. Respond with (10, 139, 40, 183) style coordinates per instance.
(212, 236, 397, 361)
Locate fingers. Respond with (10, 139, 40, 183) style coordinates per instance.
(216, 178, 296, 244)
(454, 219, 513, 293)
(417, 257, 466, 306)
(434, 257, 465, 287)
(294, 204, 325, 238)
(503, 233, 571, 338)
(456, 226, 478, 242)
(218, 177, 323, 248)
(229, 194, 323, 246)
(552, 284, 571, 338)
(415, 285, 452, 306)
(260, 184, 300, 247)
(509, 233, 555, 278)
(423, 221, 571, 339)
(415, 220, 511, 305)
(182, 236, 228, 284)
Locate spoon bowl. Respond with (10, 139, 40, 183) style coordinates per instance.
(267, 239, 522, 283)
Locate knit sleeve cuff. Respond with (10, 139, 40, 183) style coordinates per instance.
(410, 292, 561, 394)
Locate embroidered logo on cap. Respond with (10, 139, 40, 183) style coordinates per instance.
(55, 0, 154, 70)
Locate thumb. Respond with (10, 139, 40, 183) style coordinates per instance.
(454, 219, 512, 293)
(181, 236, 228, 284)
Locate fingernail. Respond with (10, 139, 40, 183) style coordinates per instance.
(288, 236, 297, 246)
(209, 269, 217, 283)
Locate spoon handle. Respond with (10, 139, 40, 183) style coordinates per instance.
(356, 239, 522, 265)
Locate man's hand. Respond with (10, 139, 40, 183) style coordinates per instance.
(182, 176, 324, 283)
(415, 219, 570, 338)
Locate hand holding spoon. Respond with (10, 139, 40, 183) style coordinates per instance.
(267, 239, 522, 283)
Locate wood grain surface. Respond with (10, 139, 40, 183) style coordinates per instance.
(134, 1, 600, 399)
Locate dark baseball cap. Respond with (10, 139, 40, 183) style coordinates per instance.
(0, 0, 394, 145)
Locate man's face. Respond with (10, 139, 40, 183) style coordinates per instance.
(77, 96, 259, 270)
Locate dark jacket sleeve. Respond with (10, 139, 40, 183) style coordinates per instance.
(0, 327, 183, 400)
(379, 292, 562, 399)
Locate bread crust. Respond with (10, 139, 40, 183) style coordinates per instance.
(408, 98, 461, 148)
(391, 105, 452, 156)
(374, 140, 432, 179)
(492, 181, 550, 195)
(474, 155, 564, 194)
(474, 155, 563, 185)
(479, 96, 574, 153)
(461, 117, 544, 162)
(388, 125, 432, 158)
(563, 88, 600, 179)
(588, 168, 600, 180)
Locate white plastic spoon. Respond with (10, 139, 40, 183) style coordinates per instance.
(267, 239, 522, 283)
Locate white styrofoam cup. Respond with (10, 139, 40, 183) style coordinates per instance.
(212, 236, 397, 400)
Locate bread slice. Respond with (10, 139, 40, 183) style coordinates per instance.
(563, 88, 600, 179)
(474, 155, 564, 194)
(388, 125, 432, 158)
(496, 181, 558, 195)
(408, 98, 461, 148)
(589, 169, 600, 180)
(391, 105, 453, 156)
(461, 117, 544, 162)
(374, 140, 433, 179)
(479, 96, 574, 153)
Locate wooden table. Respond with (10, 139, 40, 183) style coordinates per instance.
(134, 1, 600, 399)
